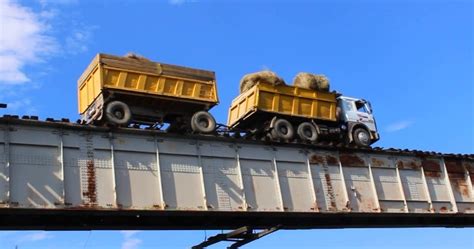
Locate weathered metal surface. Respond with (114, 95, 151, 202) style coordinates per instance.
(0, 118, 473, 230)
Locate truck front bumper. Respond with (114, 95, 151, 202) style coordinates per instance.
(371, 131, 380, 143)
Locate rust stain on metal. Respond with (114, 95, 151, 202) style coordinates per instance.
(326, 155, 339, 165)
(310, 202, 319, 211)
(439, 206, 449, 213)
(339, 153, 365, 167)
(345, 201, 351, 211)
(309, 154, 325, 165)
(370, 157, 386, 167)
(83, 160, 97, 205)
(463, 162, 474, 174)
(424, 171, 441, 177)
(420, 158, 441, 172)
(396, 159, 421, 170)
(324, 173, 337, 211)
(452, 178, 470, 197)
(445, 159, 465, 174)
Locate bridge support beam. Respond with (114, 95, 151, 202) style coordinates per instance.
(191, 225, 281, 249)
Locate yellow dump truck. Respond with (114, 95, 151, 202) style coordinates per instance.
(78, 53, 219, 133)
(228, 82, 380, 146)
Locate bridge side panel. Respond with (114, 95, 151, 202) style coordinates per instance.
(200, 141, 244, 211)
(445, 160, 474, 213)
(238, 145, 280, 211)
(8, 126, 63, 208)
(422, 158, 453, 213)
(112, 134, 162, 210)
(309, 152, 348, 212)
(277, 161, 314, 212)
(339, 153, 378, 212)
(396, 156, 431, 213)
(369, 155, 406, 213)
(0, 126, 7, 205)
(202, 157, 243, 211)
(275, 148, 314, 212)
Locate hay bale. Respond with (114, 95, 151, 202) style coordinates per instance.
(239, 70, 286, 93)
(293, 72, 329, 92)
(124, 52, 151, 62)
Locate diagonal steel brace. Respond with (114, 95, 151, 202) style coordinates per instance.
(191, 225, 282, 249)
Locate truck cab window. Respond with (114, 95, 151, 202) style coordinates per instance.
(356, 101, 369, 113)
(343, 100, 354, 112)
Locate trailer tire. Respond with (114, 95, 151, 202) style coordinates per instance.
(191, 111, 216, 134)
(297, 122, 318, 142)
(105, 101, 131, 125)
(353, 128, 371, 146)
(270, 118, 294, 140)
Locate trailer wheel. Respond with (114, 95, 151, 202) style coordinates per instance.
(297, 122, 318, 142)
(353, 128, 371, 146)
(270, 118, 294, 140)
(191, 111, 216, 134)
(105, 101, 132, 125)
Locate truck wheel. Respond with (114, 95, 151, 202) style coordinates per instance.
(191, 111, 216, 133)
(105, 101, 132, 125)
(270, 118, 294, 140)
(297, 122, 318, 142)
(353, 128, 371, 146)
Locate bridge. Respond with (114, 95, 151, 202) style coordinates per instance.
(0, 116, 473, 234)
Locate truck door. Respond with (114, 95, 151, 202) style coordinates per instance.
(354, 100, 377, 132)
(340, 99, 358, 123)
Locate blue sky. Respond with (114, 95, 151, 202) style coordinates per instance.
(0, 0, 473, 248)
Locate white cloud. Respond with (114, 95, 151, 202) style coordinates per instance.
(122, 237, 142, 249)
(0, 0, 94, 115)
(0, 0, 58, 84)
(0, 0, 94, 86)
(121, 230, 140, 238)
(65, 28, 94, 54)
(18, 231, 53, 242)
(121, 231, 142, 249)
(385, 120, 414, 132)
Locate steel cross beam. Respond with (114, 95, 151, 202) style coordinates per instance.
(191, 225, 282, 249)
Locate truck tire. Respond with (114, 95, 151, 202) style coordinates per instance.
(353, 128, 371, 146)
(191, 111, 216, 133)
(105, 101, 132, 125)
(270, 118, 294, 141)
(297, 122, 318, 142)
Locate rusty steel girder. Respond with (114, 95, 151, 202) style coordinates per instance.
(0, 117, 473, 230)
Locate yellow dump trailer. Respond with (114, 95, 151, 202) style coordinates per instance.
(78, 53, 219, 132)
(228, 83, 338, 141)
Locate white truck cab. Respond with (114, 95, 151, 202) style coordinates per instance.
(338, 96, 380, 146)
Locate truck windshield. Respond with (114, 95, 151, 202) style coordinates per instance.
(367, 101, 373, 113)
(355, 101, 370, 114)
